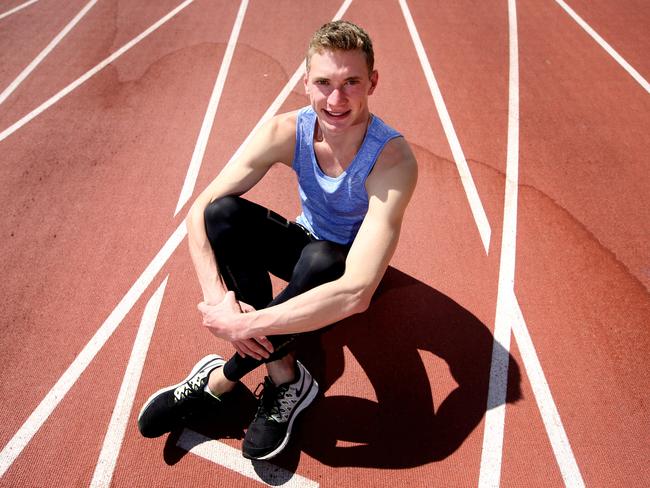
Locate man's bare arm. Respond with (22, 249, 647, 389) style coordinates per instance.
(199, 137, 418, 339)
(185, 113, 296, 305)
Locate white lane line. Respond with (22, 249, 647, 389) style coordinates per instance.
(398, 0, 492, 254)
(0, 0, 39, 21)
(479, 293, 515, 488)
(220, 0, 354, 173)
(478, 0, 520, 483)
(0, 0, 97, 106)
(478, 2, 585, 486)
(0, 0, 196, 143)
(554, 0, 649, 94)
(90, 277, 168, 488)
(510, 293, 585, 487)
(174, 0, 249, 216)
(0, 223, 186, 478)
(177, 429, 319, 488)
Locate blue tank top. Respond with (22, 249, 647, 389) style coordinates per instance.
(292, 106, 402, 245)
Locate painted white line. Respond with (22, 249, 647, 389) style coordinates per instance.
(479, 292, 515, 487)
(174, 0, 249, 216)
(479, 2, 585, 486)
(554, 0, 649, 94)
(398, 0, 492, 254)
(0, 0, 196, 143)
(0, 0, 97, 106)
(90, 277, 169, 488)
(0, 0, 39, 21)
(0, 223, 186, 478)
(478, 0, 520, 485)
(221, 0, 354, 173)
(177, 429, 319, 487)
(510, 294, 585, 487)
(331, 0, 354, 22)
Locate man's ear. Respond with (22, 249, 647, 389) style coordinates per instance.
(303, 72, 310, 94)
(368, 70, 379, 95)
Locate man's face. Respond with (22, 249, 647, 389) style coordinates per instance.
(304, 49, 378, 133)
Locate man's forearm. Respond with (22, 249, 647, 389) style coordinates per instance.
(186, 202, 228, 305)
(238, 276, 371, 337)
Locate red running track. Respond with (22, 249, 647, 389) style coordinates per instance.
(0, 0, 648, 486)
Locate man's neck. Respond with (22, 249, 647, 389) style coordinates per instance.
(316, 112, 370, 156)
(313, 114, 371, 178)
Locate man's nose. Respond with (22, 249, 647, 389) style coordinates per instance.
(327, 87, 346, 106)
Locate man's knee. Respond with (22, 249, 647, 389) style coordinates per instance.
(203, 195, 242, 226)
(203, 196, 251, 249)
(297, 241, 347, 282)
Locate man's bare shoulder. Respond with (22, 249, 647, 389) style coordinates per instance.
(364, 135, 418, 222)
(250, 112, 298, 165)
(267, 110, 299, 135)
(263, 111, 299, 145)
(254, 111, 299, 166)
(371, 136, 418, 184)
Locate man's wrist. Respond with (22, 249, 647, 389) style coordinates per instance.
(203, 290, 226, 306)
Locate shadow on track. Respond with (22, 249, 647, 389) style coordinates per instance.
(292, 266, 522, 469)
(161, 266, 521, 475)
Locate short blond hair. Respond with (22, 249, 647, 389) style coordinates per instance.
(306, 20, 374, 74)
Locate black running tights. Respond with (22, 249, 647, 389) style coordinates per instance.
(203, 195, 349, 382)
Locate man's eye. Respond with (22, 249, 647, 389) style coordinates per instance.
(315, 80, 328, 85)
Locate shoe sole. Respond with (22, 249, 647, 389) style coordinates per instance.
(243, 374, 319, 461)
(137, 354, 224, 425)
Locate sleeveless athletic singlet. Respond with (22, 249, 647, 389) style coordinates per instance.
(292, 106, 402, 245)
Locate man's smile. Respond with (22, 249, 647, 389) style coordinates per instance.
(323, 109, 351, 119)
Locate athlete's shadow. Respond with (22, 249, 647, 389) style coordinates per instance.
(289, 266, 522, 469)
(162, 266, 522, 474)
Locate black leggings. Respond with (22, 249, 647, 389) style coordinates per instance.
(204, 196, 349, 382)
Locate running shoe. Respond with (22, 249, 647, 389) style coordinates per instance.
(137, 354, 225, 438)
(242, 361, 319, 460)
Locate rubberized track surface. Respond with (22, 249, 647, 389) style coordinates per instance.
(1, 0, 648, 486)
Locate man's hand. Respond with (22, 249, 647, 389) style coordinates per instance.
(197, 291, 274, 360)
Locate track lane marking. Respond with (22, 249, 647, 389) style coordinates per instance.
(174, 0, 249, 216)
(0, 0, 39, 21)
(176, 429, 319, 487)
(0, 0, 97, 106)
(554, 0, 649, 93)
(478, 0, 521, 482)
(90, 277, 169, 488)
(479, 1, 585, 486)
(398, 0, 492, 254)
(0, 224, 186, 478)
(0, 0, 197, 143)
(510, 293, 585, 487)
